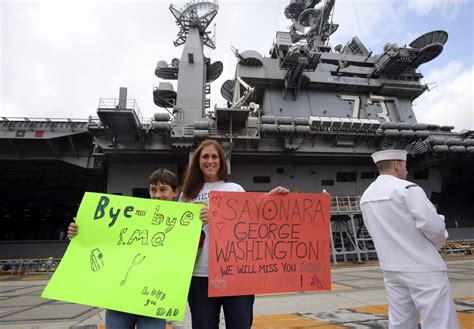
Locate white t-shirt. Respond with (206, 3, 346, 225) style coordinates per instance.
(179, 181, 245, 277)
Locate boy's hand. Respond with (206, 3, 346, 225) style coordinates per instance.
(269, 186, 290, 195)
(67, 221, 78, 239)
(199, 206, 209, 226)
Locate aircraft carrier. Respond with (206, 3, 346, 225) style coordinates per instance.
(1, 0, 473, 261)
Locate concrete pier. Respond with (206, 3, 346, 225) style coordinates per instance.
(1, 258, 473, 328)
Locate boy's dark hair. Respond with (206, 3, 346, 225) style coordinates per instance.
(148, 168, 179, 191)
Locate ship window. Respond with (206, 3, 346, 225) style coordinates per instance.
(132, 188, 150, 198)
(414, 168, 429, 180)
(361, 172, 376, 179)
(321, 179, 334, 186)
(276, 168, 284, 174)
(253, 176, 271, 184)
(336, 172, 357, 182)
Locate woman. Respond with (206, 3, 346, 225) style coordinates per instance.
(180, 139, 287, 329)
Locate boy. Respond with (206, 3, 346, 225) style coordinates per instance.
(67, 168, 180, 329)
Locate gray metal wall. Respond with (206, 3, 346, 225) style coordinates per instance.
(107, 160, 178, 196)
(0, 241, 69, 258)
(230, 164, 442, 200)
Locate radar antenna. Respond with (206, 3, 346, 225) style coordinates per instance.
(169, 0, 219, 49)
(284, 0, 338, 51)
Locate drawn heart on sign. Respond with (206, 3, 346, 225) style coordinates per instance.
(211, 195, 222, 207)
(215, 222, 225, 233)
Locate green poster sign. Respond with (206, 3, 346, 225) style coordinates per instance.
(42, 192, 202, 321)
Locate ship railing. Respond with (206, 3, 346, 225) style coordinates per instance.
(330, 195, 361, 214)
(0, 258, 60, 276)
(168, 122, 259, 140)
(140, 118, 153, 126)
(2, 117, 90, 132)
(2, 117, 90, 123)
(441, 241, 474, 257)
(97, 98, 143, 123)
(88, 115, 153, 129)
(212, 127, 260, 139)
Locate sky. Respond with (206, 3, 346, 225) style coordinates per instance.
(1, 0, 473, 131)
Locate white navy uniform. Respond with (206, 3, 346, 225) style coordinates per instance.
(361, 174, 459, 329)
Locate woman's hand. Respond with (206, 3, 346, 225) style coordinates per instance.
(199, 206, 210, 226)
(67, 221, 78, 239)
(269, 186, 290, 195)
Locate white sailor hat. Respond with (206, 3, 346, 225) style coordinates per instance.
(371, 149, 407, 164)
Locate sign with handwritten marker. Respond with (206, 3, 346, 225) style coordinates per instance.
(42, 192, 202, 321)
(208, 192, 331, 297)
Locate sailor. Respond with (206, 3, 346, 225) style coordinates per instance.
(360, 149, 459, 329)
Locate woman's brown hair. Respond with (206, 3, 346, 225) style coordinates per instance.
(182, 139, 229, 200)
